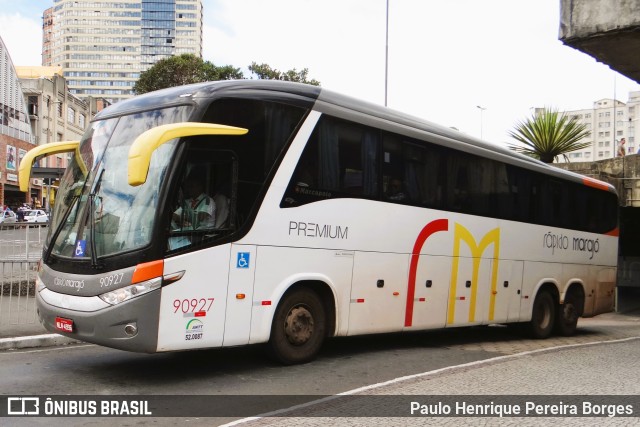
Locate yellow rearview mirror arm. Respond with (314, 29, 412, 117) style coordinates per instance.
(128, 122, 248, 186)
(18, 141, 83, 192)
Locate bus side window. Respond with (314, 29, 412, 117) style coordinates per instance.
(166, 149, 237, 252)
(282, 116, 379, 206)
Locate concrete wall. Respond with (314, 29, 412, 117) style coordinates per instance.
(554, 154, 640, 208)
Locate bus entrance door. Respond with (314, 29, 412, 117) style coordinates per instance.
(223, 245, 257, 346)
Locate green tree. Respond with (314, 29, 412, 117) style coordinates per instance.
(248, 62, 320, 86)
(133, 54, 243, 95)
(508, 108, 591, 163)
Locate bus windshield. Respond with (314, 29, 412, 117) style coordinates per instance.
(48, 106, 192, 260)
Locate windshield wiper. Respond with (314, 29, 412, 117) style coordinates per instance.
(43, 195, 80, 265)
(88, 169, 105, 269)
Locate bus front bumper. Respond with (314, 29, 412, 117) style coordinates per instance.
(36, 287, 161, 353)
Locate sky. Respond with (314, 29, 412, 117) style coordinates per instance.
(1, 0, 639, 146)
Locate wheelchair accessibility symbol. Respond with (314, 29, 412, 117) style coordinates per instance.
(237, 252, 250, 269)
(74, 240, 86, 257)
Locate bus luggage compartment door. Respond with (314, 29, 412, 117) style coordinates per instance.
(348, 251, 408, 335)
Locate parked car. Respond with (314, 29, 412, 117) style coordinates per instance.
(0, 209, 17, 224)
(23, 209, 49, 223)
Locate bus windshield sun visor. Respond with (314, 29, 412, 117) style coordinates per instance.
(18, 140, 84, 192)
(128, 122, 248, 186)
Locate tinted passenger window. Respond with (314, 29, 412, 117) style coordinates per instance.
(282, 116, 379, 206)
(281, 114, 618, 234)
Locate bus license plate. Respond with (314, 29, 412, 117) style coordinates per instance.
(55, 317, 74, 333)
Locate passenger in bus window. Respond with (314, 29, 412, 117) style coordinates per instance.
(173, 173, 216, 230)
(386, 177, 408, 202)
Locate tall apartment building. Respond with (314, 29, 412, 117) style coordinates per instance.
(44, 0, 203, 103)
(42, 7, 55, 67)
(557, 91, 640, 163)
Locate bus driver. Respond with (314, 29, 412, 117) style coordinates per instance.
(173, 172, 216, 230)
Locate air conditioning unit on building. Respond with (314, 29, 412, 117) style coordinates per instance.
(32, 179, 42, 186)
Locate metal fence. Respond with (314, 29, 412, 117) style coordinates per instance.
(0, 224, 46, 335)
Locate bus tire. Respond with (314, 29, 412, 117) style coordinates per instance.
(529, 291, 555, 339)
(267, 288, 326, 365)
(555, 291, 581, 336)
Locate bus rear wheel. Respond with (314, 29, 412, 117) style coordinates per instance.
(555, 291, 581, 336)
(529, 291, 555, 339)
(268, 288, 326, 365)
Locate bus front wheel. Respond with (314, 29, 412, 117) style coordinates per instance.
(529, 291, 555, 339)
(268, 288, 326, 365)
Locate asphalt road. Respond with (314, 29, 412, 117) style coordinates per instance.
(2, 312, 640, 426)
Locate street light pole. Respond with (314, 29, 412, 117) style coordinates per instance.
(385, 0, 389, 107)
(476, 105, 486, 139)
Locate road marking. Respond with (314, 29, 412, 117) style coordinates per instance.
(0, 343, 94, 355)
(221, 335, 640, 426)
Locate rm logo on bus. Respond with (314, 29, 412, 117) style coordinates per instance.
(237, 252, 250, 269)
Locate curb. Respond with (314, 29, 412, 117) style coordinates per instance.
(0, 334, 81, 351)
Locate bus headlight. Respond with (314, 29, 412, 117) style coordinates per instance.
(99, 277, 162, 305)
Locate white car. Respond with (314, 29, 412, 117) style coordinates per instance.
(23, 209, 49, 223)
(0, 210, 17, 224)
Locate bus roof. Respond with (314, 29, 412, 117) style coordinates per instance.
(94, 80, 616, 195)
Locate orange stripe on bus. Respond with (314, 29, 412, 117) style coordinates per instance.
(132, 260, 164, 283)
(605, 228, 619, 237)
(583, 177, 611, 191)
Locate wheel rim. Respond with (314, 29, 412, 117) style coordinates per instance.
(537, 299, 551, 330)
(563, 302, 577, 324)
(284, 305, 314, 346)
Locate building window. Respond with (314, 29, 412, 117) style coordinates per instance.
(27, 96, 38, 116)
(67, 107, 75, 125)
(79, 114, 85, 128)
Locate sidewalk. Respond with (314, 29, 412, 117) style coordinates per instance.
(0, 295, 79, 350)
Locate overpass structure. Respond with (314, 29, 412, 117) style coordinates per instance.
(560, 0, 640, 84)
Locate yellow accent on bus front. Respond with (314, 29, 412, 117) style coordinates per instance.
(128, 122, 248, 186)
(18, 141, 81, 192)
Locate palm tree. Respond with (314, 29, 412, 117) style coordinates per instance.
(508, 108, 591, 163)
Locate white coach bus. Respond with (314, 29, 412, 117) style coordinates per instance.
(20, 81, 618, 364)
